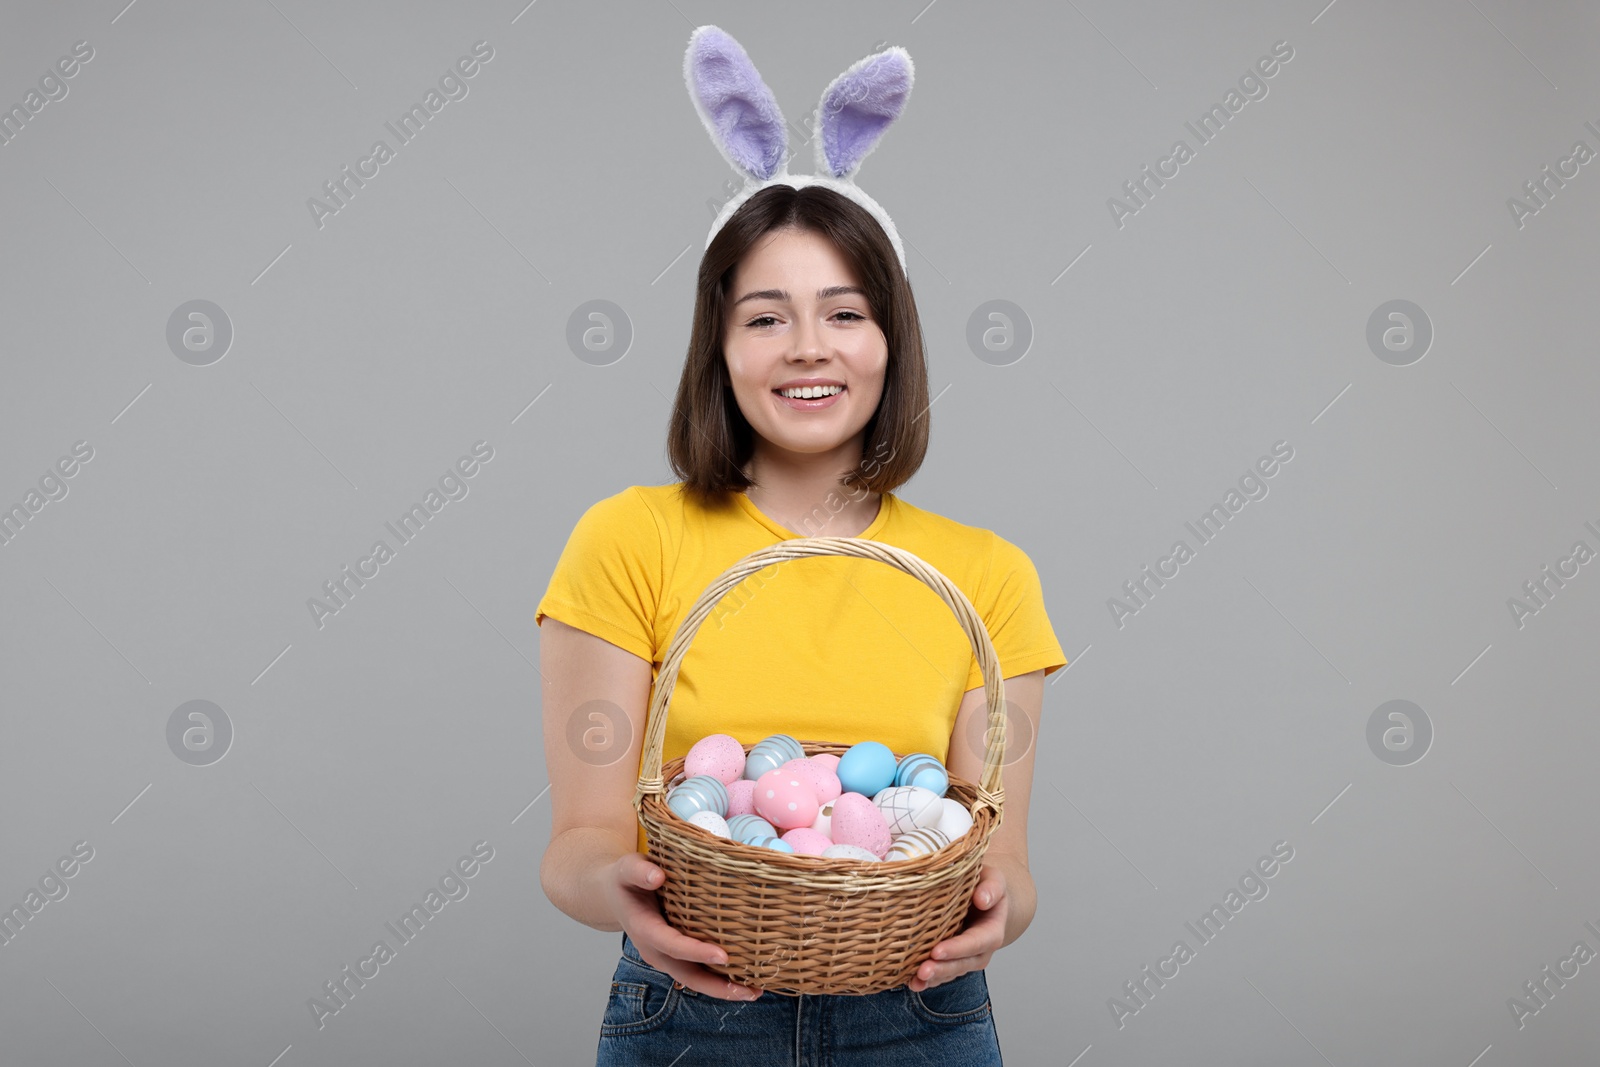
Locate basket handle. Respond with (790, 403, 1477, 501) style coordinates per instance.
(632, 536, 1008, 824)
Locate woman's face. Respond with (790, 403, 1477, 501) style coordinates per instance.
(722, 226, 888, 467)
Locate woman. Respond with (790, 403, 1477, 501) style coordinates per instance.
(537, 183, 1068, 1064)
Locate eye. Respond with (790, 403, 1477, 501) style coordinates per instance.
(834, 310, 866, 322)
(746, 314, 779, 328)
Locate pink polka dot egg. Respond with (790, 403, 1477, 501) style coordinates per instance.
(782, 757, 842, 804)
(752, 768, 819, 830)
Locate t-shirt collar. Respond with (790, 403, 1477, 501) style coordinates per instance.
(735, 488, 893, 541)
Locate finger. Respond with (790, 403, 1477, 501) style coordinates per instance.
(621, 906, 733, 970)
(619, 854, 668, 891)
(646, 954, 762, 1001)
(971, 867, 1007, 909)
(929, 906, 1006, 963)
(910, 955, 985, 990)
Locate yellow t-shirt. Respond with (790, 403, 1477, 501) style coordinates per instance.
(536, 483, 1069, 853)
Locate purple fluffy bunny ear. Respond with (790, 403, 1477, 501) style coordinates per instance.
(684, 25, 789, 182)
(814, 45, 914, 180)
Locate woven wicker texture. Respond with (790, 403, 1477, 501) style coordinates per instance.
(632, 536, 1009, 996)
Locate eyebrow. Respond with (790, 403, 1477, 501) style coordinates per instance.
(730, 285, 866, 309)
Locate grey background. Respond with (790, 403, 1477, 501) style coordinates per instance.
(1, 0, 1597, 1064)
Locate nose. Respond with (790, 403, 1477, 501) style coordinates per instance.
(790, 311, 826, 363)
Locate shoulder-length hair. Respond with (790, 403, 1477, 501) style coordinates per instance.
(666, 183, 929, 506)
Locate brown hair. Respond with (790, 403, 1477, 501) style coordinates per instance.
(666, 184, 929, 506)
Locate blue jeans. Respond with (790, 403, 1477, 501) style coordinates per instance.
(596, 931, 1004, 1065)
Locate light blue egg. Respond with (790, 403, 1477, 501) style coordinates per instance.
(749, 835, 795, 853)
(743, 733, 805, 780)
(727, 814, 777, 844)
(837, 741, 897, 797)
(894, 753, 949, 798)
(666, 774, 728, 821)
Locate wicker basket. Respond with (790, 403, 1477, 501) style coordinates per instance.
(632, 536, 1009, 996)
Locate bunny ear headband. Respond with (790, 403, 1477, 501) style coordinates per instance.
(684, 25, 914, 274)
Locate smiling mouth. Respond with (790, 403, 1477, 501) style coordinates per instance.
(773, 385, 846, 399)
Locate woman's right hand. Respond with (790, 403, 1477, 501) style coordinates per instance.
(605, 852, 763, 1002)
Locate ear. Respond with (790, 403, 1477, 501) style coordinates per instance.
(813, 45, 914, 180)
(684, 25, 789, 182)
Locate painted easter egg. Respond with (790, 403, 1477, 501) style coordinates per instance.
(747, 835, 796, 853)
(686, 811, 731, 838)
(893, 753, 949, 798)
(836, 741, 897, 797)
(871, 785, 943, 836)
(820, 843, 881, 862)
(810, 800, 835, 839)
(810, 752, 842, 774)
(932, 797, 974, 842)
(685, 734, 746, 785)
(885, 827, 951, 861)
(727, 814, 777, 844)
(780, 827, 832, 855)
(829, 792, 892, 858)
(726, 778, 757, 818)
(782, 758, 842, 804)
(754, 769, 819, 830)
(744, 734, 805, 780)
(666, 774, 728, 821)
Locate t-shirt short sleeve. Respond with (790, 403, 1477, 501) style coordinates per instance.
(965, 534, 1069, 692)
(535, 487, 662, 664)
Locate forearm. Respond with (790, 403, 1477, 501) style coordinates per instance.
(987, 850, 1037, 950)
(540, 826, 632, 932)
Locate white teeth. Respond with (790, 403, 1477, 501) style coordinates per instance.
(778, 385, 844, 399)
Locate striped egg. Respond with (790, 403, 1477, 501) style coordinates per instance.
(747, 835, 796, 853)
(885, 827, 951, 861)
(726, 814, 777, 844)
(666, 774, 728, 821)
(894, 753, 949, 798)
(744, 734, 805, 780)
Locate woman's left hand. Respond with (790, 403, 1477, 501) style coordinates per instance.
(907, 863, 1009, 992)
